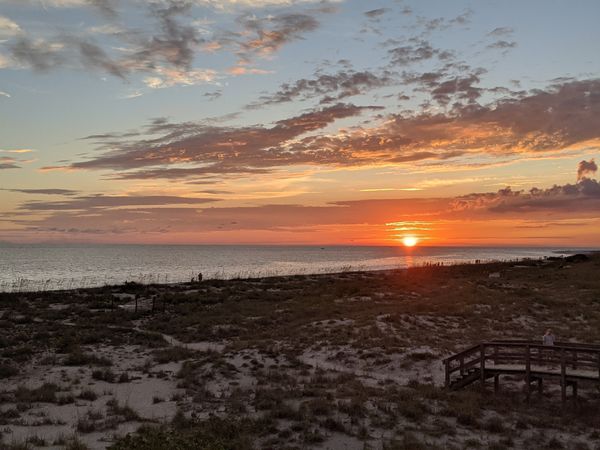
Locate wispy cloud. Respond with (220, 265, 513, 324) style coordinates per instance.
(486, 40, 517, 51)
(232, 12, 321, 64)
(487, 27, 514, 37)
(57, 78, 600, 181)
(0, 156, 21, 169)
(0, 15, 22, 38)
(246, 68, 394, 108)
(192, 0, 342, 11)
(4, 1, 331, 90)
(1, 149, 35, 153)
(359, 188, 422, 192)
(2, 188, 78, 196)
(61, 103, 379, 178)
(18, 194, 220, 211)
(10, 175, 600, 238)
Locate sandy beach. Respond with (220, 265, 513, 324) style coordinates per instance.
(1, 254, 599, 449)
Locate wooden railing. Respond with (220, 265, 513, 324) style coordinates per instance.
(443, 340, 600, 400)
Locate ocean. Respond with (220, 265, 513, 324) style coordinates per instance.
(0, 244, 590, 292)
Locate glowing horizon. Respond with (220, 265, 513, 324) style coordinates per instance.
(0, 0, 599, 246)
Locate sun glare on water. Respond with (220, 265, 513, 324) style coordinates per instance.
(402, 236, 418, 247)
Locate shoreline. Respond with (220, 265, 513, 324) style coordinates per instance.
(2, 249, 593, 294)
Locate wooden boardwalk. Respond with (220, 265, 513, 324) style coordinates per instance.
(443, 340, 600, 403)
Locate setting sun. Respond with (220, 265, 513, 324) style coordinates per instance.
(402, 236, 419, 247)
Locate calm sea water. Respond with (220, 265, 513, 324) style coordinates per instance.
(0, 245, 590, 292)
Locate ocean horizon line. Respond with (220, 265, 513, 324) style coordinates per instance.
(1, 242, 598, 250)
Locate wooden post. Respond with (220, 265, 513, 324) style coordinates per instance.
(537, 378, 543, 395)
(460, 356, 464, 376)
(444, 359, 450, 388)
(493, 346, 498, 365)
(480, 344, 485, 388)
(135, 295, 138, 314)
(525, 345, 531, 401)
(494, 374, 499, 393)
(572, 351, 578, 370)
(572, 381, 578, 399)
(561, 349, 566, 405)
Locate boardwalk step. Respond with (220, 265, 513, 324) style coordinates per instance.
(449, 369, 481, 390)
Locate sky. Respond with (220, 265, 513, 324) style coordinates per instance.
(0, 0, 599, 246)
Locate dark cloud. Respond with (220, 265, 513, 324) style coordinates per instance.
(487, 40, 517, 50)
(0, 163, 20, 170)
(196, 189, 231, 195)
(75, 40, 127, 79)
(0, 157, 21, 170)
(9, 37, 65, 71)
(115, 165, 270, 180)
(9, 0, 201, 79)
(364, 8, 388, 18)
(452, 163, 600, 214)
(126, 0, 201, 71)
(577, 159, 597, 181)
(204, 90, 222, 101)
(488, 179, 600, 213)
(363, 7, 389, 24)
(388, 40, 439, 66)
(247, 69, 394, 108)
(450, 10, 472, 26)
(9, 3, 328, 83)
(57, 79, 600, 180)
(59, 103, 377, 178)
(19, 194, 218, 211)
(414, 10, 472, 34)
(12, 178, 600, 237)
(3, 188, 78, 195)
(429, 72, 485, 105)
(232, 12, 319, 64)
(284, 78, 600, 165)
(487, 27, 514, 37)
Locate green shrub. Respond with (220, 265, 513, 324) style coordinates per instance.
(108, 417, 255, 450)
(92, 368, 116, 382)
(14, 383, 59, 403)
(64, 349, 111, 367)
(0, 363, 18, 379)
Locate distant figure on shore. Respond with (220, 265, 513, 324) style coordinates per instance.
(543, 329, 555, 346)
(197, 272, 203, 282)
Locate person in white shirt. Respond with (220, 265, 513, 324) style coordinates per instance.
(543, 329, 555, 346)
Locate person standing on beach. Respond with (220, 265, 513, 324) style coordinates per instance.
(543, 329, 555, 346)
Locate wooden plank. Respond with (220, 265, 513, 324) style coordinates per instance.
(480, 344, 485, 387)
(444, 340, 600, 395)
(525, 344, 531, 401)
(445, 359, 450, 388)
(561, 349, 567, 404)
(441, 344, 481, 363)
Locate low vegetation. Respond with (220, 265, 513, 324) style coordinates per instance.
(0, 254, 599, 448)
